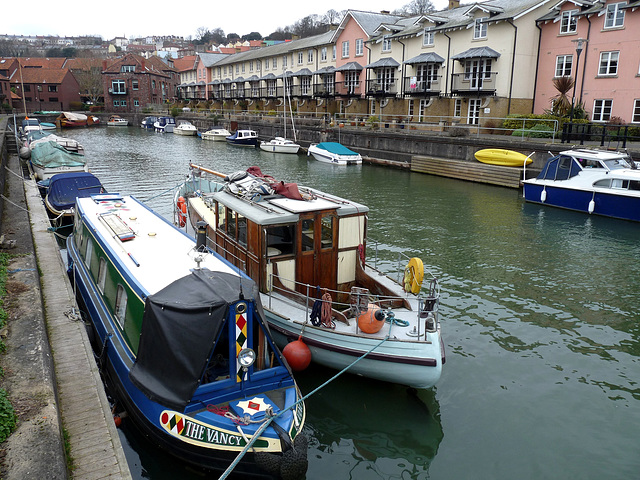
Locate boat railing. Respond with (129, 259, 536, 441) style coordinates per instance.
(265, 269, 439, 341)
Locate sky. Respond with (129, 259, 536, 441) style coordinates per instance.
(5, 0, 451, 41)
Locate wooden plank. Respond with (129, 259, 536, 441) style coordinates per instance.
(411, 155, 523, 188)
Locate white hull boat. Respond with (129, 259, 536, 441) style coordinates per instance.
(308, 142, 362, 165)
(201, 128, 231, 141)
(259, 137, 300, 154)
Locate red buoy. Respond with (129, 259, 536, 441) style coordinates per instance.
(114, 414, 122, 428)
(282, 339, 311, 371)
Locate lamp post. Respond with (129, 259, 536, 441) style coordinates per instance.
(569, 38, 586, 124)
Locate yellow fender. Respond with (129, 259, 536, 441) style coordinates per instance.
(403, 257, 424, 294)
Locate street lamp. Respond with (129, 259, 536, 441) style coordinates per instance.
(569, 38, 587, 124)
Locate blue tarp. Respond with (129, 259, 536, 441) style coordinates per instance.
(47, 172, 104, 211)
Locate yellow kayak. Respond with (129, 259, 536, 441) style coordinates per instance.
(474, 149, 532, 167)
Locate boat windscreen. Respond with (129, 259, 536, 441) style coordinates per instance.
(129, 269, 264, 411)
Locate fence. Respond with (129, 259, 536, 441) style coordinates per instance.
(561, 122, 640, 148)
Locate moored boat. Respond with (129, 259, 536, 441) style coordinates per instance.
(201, 127, 231, 141)
(175, 164, 445, 389)
(29, 140, 88, 180)
(522, 148, 640, 222)
(67, 193, 307, 478)
(56, 111, 88, 128)
(40, 172, 104, 225)
(140, 116, 158, 129)
(226, 130, 259, 147)
(19, 117, 42, 137)
(154, 116, 176, 133)
(107, 115, 129, 126)
(259, 137, 300, 154)
(174, 120, 198, 136)
(307, 142, 362, 165)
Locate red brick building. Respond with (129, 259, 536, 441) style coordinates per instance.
(102, 53, 177, 112)
(10, 67, 81, 112)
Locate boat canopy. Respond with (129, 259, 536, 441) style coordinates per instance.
(30, 141, 86, 168)
(315, 142, 359, 155)
(537, 155, 582, 181)
(47, 172, 103, 211)
(129, 269, 265, 411)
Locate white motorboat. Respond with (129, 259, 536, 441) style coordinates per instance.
(307, 142, 362, 165)
(175, 164, 445, 390)
(523, 148, 640, 222)
(259, 137, 301, 154)
(201, 127, 231, 141)
(107, 115, 129, 126)
(174, 120, 198, 136)
(153, 117, 176, 133)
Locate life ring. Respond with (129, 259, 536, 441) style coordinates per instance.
(403, 257, 424, 294)
(177, 196, 187, 227)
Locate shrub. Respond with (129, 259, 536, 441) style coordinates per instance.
(511, 123, 555, 138)
(0, 388, 16, 443)
(502, 114, 560, 131)
(170, 107, 180, 117)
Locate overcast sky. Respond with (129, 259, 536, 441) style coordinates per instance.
(5, 0, 451, 40)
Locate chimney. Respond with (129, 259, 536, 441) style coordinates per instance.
(102, 60, 107, 71)
(449, 0, 460, 9)
(380, 10, 390, 14)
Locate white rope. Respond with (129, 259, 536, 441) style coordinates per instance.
(0, 194, 29, 213)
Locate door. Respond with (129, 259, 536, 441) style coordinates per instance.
(296, 211, 337, 295)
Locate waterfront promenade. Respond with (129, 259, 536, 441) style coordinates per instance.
(0, 120, 131, 478)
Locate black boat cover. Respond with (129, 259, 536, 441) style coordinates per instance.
(129, 268, 265, 411)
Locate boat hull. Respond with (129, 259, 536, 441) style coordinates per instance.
(523, 182, 640, 222)
(174, 129, 197, 136)
(307, 144, 362, 165)
(259, 143, 300, 154)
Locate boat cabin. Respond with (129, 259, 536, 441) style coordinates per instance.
(185, 170, 368, 299)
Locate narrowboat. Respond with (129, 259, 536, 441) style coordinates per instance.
(67, 193, 307, 478)
(175, 164, 445, 389)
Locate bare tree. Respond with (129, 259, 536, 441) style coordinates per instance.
(394, 0, 436, 16)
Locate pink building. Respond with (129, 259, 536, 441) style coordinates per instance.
(535, 0, 640, 123)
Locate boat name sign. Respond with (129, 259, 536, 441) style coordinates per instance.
(160, 410, 269, 449)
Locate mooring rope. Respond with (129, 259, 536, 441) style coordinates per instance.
(140, 181, 185, 203)
(218, 335, 390, 480)
(0, 194, 29, 213)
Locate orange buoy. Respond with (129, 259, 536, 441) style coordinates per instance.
(283, 338, 311, 371)
(357, 303, 385, 334)
(114, 414, 122, 428)
(177, 196, 187, 227)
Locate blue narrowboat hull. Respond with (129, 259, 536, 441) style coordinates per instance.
(523, 183, 640, 222)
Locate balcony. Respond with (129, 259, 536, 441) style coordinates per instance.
(451, 72, 497, 95)
(365, 79, 399, 97)
(334, 81, 362, 98)
(313, 82, 336, 98)
(402, 76, 442, 97)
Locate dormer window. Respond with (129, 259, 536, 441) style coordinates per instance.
(382, 35, 392, 52)
(121, 65, 135, 73)
(604, 2, 626, 29)
(473, 17, 488, 39)
(423, 28, 434, 46)
(560, 9, 578, 33)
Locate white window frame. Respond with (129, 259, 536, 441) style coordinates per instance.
(382, 35, 392, 52)
(474, 17, 488, 39)
(356, 39, 363, 56)
(342, 41, 349, 58)
(332, 45, 337, 60)
(555, 55, 573, 77)
(598, 51, 619, 76)
(454, 98, 462, 117)
(593, 99, 612, 122)
(423, 28, 434, 46)
(468, 98, 481, 125)
(283, 55, 287, 67)
(604, 2, 626, 29)
(298, 52, 304, 65)
(273, 57, 277, 69)
(418, 98, 430, 121)
(321, 47, 327, 62)
(307, 49, 313, 63)
(633, 99, 640, 123)
(560, 9, 579, 34)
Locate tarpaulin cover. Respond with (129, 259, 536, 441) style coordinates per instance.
(30, 140, 87, 168)
(129, 268, 265, 411)
(47, 172, 103, 211)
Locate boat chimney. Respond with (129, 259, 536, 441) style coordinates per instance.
(196, 221, 208, 252)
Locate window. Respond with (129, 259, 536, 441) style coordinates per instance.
(599, 51, 619, 76)
(98, 258, 107, 293)
(320, 215, 333, 249)
(454, 98, 462, 117)
(408, 100, 414, 118)
(356, 39, 363, 56)
(382, 35, 391, 52)
(332, 45, 337, 60)
(301, 218, 314, 252)
(273, 57, 277, 69)
(283, 55, 288, 67)
(132, 80, 138, 90)
(115, 285, 127, 328)
(134, 99, 139, 106)
(423, 28, 434, 46)
(111, 79, 126, 94)
(633, 99, 640, 123)
(152, 80, 156, 89)
(113, 100, 120, 106)
(474, 17, 488, 39)
(121, 100, 127, 106)
(47, 85, 57, 92)
(121, 65, 135, 73)
(321, 47, 327, 61)
(298, 52, 304, 65)
(342, 41, 349, 58)
(49, 97, 58, 102)
(84, 239, 93, 266)
(301, 76, 311, 95)
(555, 55, 573, 77)
(307, 50, 313, 63)
(560, 9, 578, 33)
(249, 61, 253, 72)
(593, 99, 612, 121)
(236, 64, 239, 74)
(604, 2, 626, 28)
(418, 99, 430, 122)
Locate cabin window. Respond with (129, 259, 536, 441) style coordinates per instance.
(115, 285, 127, 329)
(320, 215, 334, 249)
(594, 179, 611, 188)
(98, 258, 107, 293)
(630, 181, 640, 191)
(237, 214, 247, 247)
(301, 219, 314, 252)
(266, 225, 295, 256)
(611, 179, 629, 189)
(227, 209, 237, 238)
(85, 238, 93, 267)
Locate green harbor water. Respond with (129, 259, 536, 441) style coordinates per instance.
(63, 127, 640, 480)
